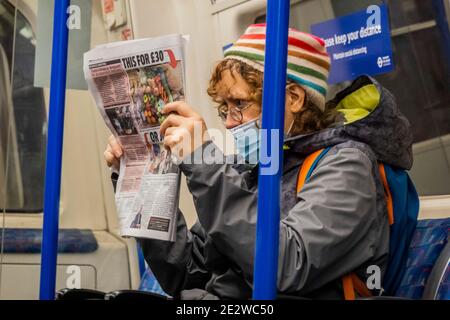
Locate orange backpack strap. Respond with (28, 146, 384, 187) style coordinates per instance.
(297, 148, 373, 300)
(342, 274, 356, 300)
(296, 148, 329, 194)
(342, 274, 373, 300)
(378, 163, 394, 225)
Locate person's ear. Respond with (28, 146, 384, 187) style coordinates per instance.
(286, 84, 306, 114)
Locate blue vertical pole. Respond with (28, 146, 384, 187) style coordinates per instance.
(39, 0, 70, 300)
(137, 244, 146, 278)
(253, 0, 290, 300)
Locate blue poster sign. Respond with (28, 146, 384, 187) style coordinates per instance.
(311, 4, 394, 84)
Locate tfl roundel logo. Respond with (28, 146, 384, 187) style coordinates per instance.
(377, 57, 384, 68)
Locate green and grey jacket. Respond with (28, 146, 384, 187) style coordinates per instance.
(138, 76, 414, 300)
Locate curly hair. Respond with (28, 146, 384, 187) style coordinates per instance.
(207, 59, 337, 135)
(207, 59, 263, 105)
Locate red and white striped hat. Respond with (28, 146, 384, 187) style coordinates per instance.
(224, 24, 330, 111)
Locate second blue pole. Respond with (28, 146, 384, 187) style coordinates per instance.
(39, 0, 70, 300)
(253, 0, 290, 300)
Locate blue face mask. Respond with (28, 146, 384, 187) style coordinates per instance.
(229, 119, 260, 164)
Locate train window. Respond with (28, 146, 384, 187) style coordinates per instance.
(0, 0, 47, 213)
(255, 0, 450, 196)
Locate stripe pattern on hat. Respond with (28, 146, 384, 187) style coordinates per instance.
(224, 24, 330, 111)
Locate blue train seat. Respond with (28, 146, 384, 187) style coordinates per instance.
(395, 218, 450, 299)
(0, 228, 98, 253)
(138, 267, 169, 297)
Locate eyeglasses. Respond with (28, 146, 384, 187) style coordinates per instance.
(217, 99, 255, 123)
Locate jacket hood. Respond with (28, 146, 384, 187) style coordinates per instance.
(285, 76, 414, 170)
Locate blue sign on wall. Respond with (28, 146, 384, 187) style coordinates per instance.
(311, 4, 394, 84)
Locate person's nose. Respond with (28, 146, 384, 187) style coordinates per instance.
(225, 113, 241, 130)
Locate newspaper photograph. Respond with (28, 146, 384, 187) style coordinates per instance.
(84, 34, 187, 242)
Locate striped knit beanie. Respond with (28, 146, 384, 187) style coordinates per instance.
(224, 24, 330, 112)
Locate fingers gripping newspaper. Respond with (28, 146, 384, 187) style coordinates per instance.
(84, 35, 188, 242)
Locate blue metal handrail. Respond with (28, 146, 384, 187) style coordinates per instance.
(253, 0, 290, 300)
(39, 0, 70, 300)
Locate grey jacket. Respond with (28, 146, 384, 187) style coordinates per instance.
(139, 76, 413, 299)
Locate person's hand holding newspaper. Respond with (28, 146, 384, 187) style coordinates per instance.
(160, 101, 208, 161)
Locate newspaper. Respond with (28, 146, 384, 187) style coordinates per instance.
(84, 34, 188, 242)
